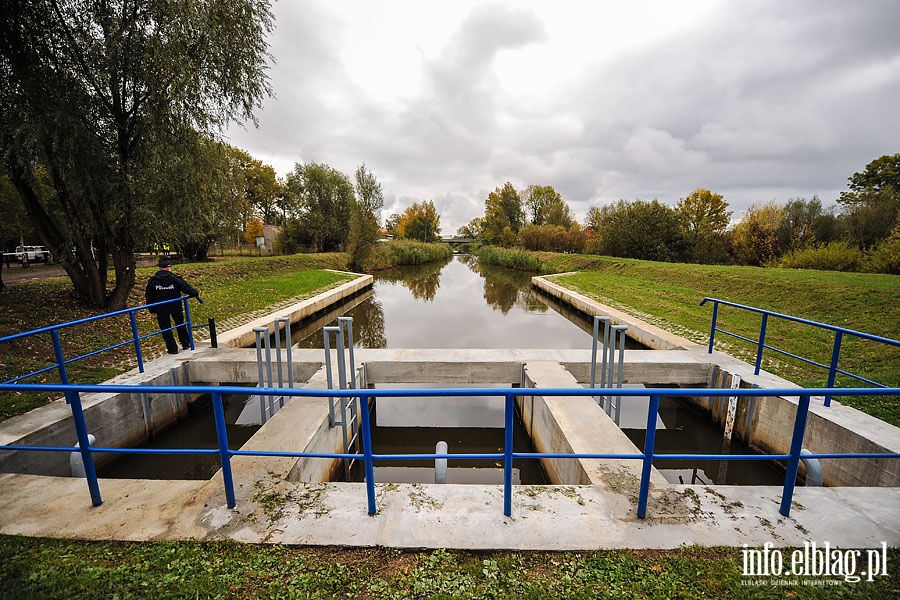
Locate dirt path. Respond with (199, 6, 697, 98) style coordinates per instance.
(0, 263, 67, 286)
(0, 255, 165, 288)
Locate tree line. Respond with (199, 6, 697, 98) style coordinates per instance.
(461, 153, 900, 275)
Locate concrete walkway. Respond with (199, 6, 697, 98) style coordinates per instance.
(1, 467, 898, 549)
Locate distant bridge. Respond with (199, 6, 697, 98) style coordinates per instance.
(441, 237, 475, 245)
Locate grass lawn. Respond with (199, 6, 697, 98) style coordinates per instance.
(1, 536, 896, 599)
(0, 253, 350, 420)
(529, 253, 899, 427)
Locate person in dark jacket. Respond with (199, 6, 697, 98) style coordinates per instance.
(145, 259, 201, 354)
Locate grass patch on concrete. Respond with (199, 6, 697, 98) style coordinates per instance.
(0, 254, 350, 421)
(0, 536, 896, 599)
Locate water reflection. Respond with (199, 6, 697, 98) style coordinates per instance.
(293, 255, 590, 349)
(375, 258, 450, 302)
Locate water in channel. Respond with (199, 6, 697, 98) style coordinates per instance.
(102, 254, 783, 486)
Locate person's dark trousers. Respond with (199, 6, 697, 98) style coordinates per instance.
(156, 310, 191, 354)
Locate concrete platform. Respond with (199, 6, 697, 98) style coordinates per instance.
(1, 469, 898, 549)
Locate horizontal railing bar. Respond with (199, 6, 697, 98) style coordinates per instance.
(0, 297, 191, 344)
(712, 328, 760, 346)
(701, 297, 900, 346)
(1, 383, 897, 398)
(714, 335, 888, 388)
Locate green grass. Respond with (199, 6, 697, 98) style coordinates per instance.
(0, 254, 350, 420)
(538, 254, 899, 425)
(1, 536, 896, 599)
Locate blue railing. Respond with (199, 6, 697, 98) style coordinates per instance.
(0, 296, 207, 386)
(1, 382, 897, 520)
(700, 297, 900, 406)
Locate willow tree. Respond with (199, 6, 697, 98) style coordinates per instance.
(0, 0, 273, 309)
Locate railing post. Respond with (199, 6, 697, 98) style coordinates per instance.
(637, 393, 660, 519)
(211, 392, 236, 508)
(754, 313, 769, 375)
(707, 301, 718, 354)
(824, 331, 843, 407)
(208, 318, 218, 348)
(503, 393, 514, 517)
(129, 311, 145, 373)
(65, 390, 103, 506)
(780, 394, 812, 517)
(51, 329, 69, 387)
(358, 393, 377, 515)
(183, 298, 195, 350)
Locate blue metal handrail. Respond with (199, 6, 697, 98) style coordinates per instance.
(700, 297, 900, 406)
(1, 381, 897, 522)
(0, 296, 204, 385)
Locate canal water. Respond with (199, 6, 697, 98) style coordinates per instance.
(102, 254, 783, 485)
(294, 255, 592, 349)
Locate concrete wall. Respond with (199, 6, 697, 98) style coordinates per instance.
(0, 360, 194, 476)
(693, 363, 900, 487)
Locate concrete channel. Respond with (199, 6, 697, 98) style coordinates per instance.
(0, 273, 897, 549)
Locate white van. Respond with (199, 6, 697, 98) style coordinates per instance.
(15, 245, 51, 264)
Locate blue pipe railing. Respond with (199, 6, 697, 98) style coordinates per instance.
(0, 296, 207, 386)
(1, 382, 897, 520)
(700, 297, 900, 406)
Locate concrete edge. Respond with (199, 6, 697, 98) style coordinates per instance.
(532, 275, 704, 351)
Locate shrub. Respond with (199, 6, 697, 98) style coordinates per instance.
(777, 241, 864, 272)
(866, 237, 900, 274)
(476, 246, 543, 272)
(369, 240, 453, 270)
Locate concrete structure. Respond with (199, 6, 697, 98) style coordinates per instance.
(0, 274, 898, 549)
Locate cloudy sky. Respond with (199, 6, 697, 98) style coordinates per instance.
(225, 0, 900, 233)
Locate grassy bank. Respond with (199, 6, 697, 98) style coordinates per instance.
(1, 536, 896, 599)
(0, 253, 350, 420)
(477, 248, 899, 425)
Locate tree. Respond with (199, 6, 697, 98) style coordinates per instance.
(730, 202, 784, 266)
(776, 196, 824, 253)
(482, 182, 524, 245)
(523, 185, 575, 228)
(838, 154, 900, 248)
(396, 200, 441, 242)
(676, 189, 731, 263)
(384, 214, 401, 238)
(347, 164, 384, 271)
(457, 217, 482, 239)
(146, 136, 251, 261)
(243, 157, 281, 225)
(354, 163, 384, 222)
(284, 162, 355, 252)
(244, 217, 264, 245)
(590, 199, 687, 262)
(0, 0, 273, 309)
